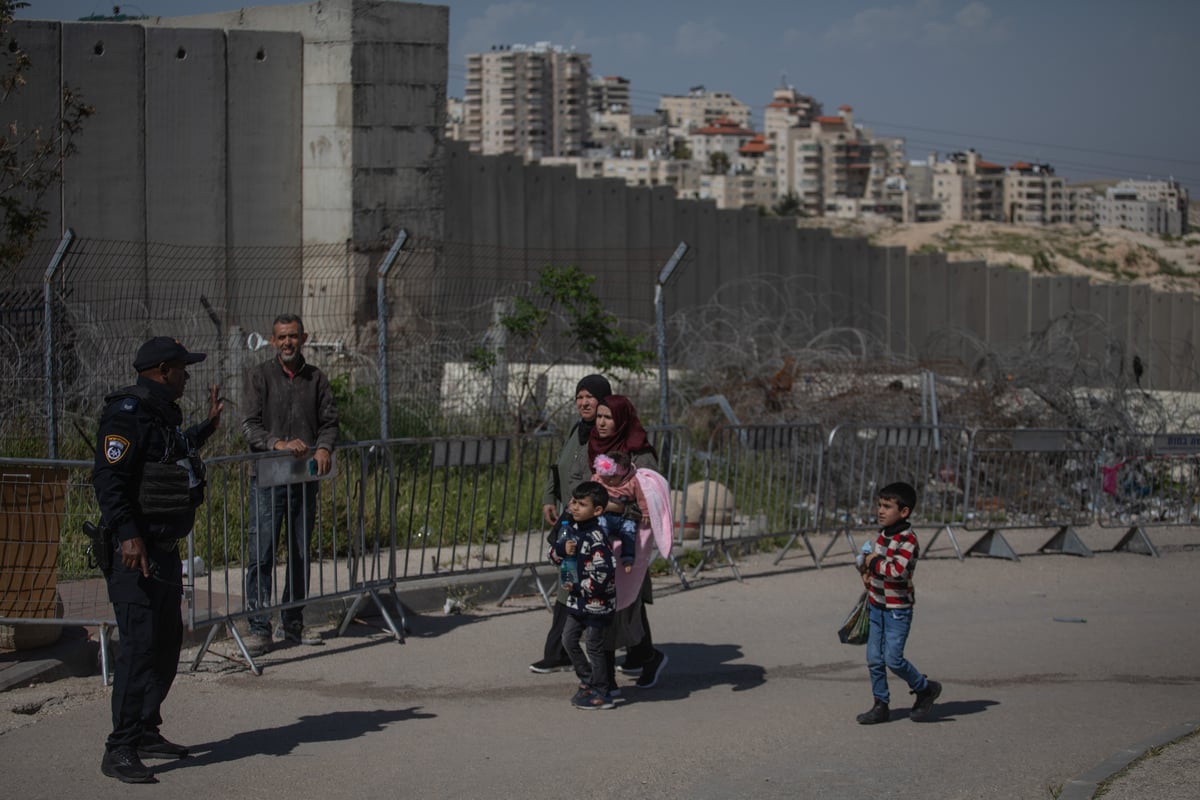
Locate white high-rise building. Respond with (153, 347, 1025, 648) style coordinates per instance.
(463, 42, 591, 160)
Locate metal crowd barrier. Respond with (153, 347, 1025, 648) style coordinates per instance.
(1094, 433, 1200, 557)
(962, 429, 1101, 560)
(684, 423, 824, 580)
(5, 424, 1194, 680)
(816, 424, 970, 566)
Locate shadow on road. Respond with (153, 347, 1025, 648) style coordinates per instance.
(154, 707, 436, 771)
(622, 642, 766, 703)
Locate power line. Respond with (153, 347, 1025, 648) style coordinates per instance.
(858, 118, 1200, 169)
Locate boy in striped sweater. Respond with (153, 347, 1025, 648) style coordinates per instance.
(855, 481, 942, 724)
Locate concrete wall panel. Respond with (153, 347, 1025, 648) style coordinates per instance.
(1128, 284, 1151, 381)
(888, 248, 910, 357)
(495, 155, 525, 254)
(548, 167, 579, 261)
(625, 187, 652, 257)
(523, 166, 554, 253)
(1105, 284, 1131, 378)
(1004, 268, 1031, 352)
(692, 201, 722, 309)
(1169, 293, 1194, 390)
(1147, 291, 1172, 389)
(809, 229, 833, 334)
(228, 31, 304, 248)
(1029, 274, 1052, 335)
(715, 210, 743, 309)
(62, 23, 145, 242)
(917, 253, 949, 358)
(843, 237, 870, 331)
(145, 27, 226, 246)
(8, 22, 64, 242)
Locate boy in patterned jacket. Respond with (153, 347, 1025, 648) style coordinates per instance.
(855, 481, 942, 724)
(550, 481, 618, 710)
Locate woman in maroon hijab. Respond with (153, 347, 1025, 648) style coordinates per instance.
(587, 395, 658, 469)
(588, 395, 668, 689)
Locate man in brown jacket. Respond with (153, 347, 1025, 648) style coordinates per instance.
(241, 314, 339, 655)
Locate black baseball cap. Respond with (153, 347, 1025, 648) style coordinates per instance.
(132, 336, 207, 372)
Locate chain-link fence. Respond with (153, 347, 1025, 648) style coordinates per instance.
(3, 234, 689, 458)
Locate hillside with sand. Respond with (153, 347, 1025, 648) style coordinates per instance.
(804, 208, 1200, 296)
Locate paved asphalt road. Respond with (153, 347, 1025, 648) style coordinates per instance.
(1, 528, 1198, 799)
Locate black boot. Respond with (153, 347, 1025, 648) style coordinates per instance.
(856, 698, 890, 725)
(101, 747, 157, 784)
(910, 678, 943, 721)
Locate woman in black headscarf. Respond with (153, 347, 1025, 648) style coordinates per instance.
(529, 374, 612, 673)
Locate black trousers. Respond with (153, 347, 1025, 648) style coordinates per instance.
(541, 600, 571, 663)
(106, 552, 183, 750)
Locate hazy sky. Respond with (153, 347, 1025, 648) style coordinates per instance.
(22, 0, 1200, 196)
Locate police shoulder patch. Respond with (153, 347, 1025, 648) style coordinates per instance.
(118, 397, 139, 413)
(104, 435, 131, 464)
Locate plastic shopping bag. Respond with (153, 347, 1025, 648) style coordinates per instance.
(837, 592, 870, 645)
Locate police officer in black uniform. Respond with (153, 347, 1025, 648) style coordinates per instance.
(92, 336, 223, 784)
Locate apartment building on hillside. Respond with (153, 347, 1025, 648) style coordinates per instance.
(783, 106, 894, 217)
(930, 150, 1005, 222)
(1004, 162, 1068, 224)
(589, 75, 630, 114)
(1095, 179, 1189, 236)
(687, 117, 758, 174)
(659, 87, 752, 136)
(763, 83, 821, 199)
(462, 42, 591, 160)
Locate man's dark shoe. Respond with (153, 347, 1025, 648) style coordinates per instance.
(101, 747, 157, 783)
(856, 698, 890, 725)
(634, 650, 668, 688)
(529, 658, 573, 674)
(243, 631, 272, 657)
(617, 657, 645, 676)
(138, 735, 189, 759)
(282, 621, 323, 646)
(910, 678, 942, 721)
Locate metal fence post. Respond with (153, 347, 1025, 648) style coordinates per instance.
(44, 229, 75, 458)
(655, 242, 688, 468)
(377, 230, 408, 441)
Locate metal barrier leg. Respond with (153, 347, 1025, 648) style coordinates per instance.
(338, 593, 368, 636)
(1040, 526, 1093, 558)
(666, 553, 691, 589)
(691, 542, 743, 582)
(364, 587, 406, 642)
(925, 526, 965, 561)
(816, 529, 856, 567)
(219, 620, 263, 676)
(497, 565, 551, 609)
(774, 530, 821, 568)
(965, 530, 1020, 561)
(335, 589, 408, 641)
(189, 623, 222, 672)
(1113, 526, 1160, 557)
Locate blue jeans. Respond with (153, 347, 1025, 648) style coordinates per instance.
(245, 478, 318, 634)
(865, 604, 928, 704)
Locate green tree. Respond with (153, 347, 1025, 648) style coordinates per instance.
(1, 0, 93, 271)
(469, 265, 653, 430)
(771, 191, 803, 217)
(708, 150, 730, 175)
(671, 139, 691, 161)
